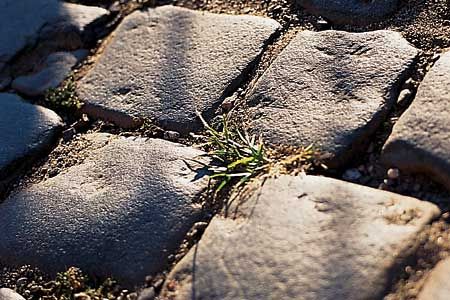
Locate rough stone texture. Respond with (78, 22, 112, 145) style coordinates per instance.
(247, 30, 418, 168)
(382, 52, 450, 191)
(417, 258, 450, 300)
(0, 133, 211, 286)
(296, 0, 399, 25)
(12, 50, 88, 96)
(0, 288, 26, 300)
(161, 175, 439, 300)
(0, 93, 62, 193)
(0, 0, 108, 65)
(78, 5, 280, 132)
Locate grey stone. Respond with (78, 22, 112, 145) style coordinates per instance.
(342, 168, 362, 181)
(0, 133, 211, 286)
(0, 288, 26, 300)
(78, 5, 280, 132)
(137, 287, 156, 300)
(0, 0, 108, 64)
(161, 175, 439, 300)
(382, 51, 450, 191)
(296, 0, 399, 25)
(0, 93, 62, 193)
(417, 258, 450, 300)
(247, 30, 418, 168)
(12, 50, 88, 96)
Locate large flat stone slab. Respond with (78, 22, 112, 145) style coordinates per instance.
(247, 30, 418, 168)
(0, 133, 211, 287)
(296, 0, 399, 25)
(12, 50, 88, 96)
(0, 0, 108, 93)
(78, 5, 280, 132)
(0, 93, 62, 193)
(417, 258, 450, 300)
(0, 0, 108, 65)
(382, 51, 450, 191)
(161, 175, 439, 300)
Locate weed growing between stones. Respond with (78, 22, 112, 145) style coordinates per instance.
(196, 112, 269, 192)
(44, 75, 82, 113)
(196, 112, 326, 194)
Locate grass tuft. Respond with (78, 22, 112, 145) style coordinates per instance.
(44, 75, 82, 112)
(196, 112, 327, 193)
(196, 112, 269, 192)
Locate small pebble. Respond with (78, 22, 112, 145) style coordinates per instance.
(342, 168, 362, 182)
(397, 89, 413, 106)
(163, 130, 180, 141)
(384, 178, 395, 186)
(137, 287, 155, 300)
(316, 19, 331, 30)
(387, 168, 400, 180)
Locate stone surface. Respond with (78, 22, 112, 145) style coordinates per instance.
(417, 258, 450, 300)
(382, 52, 450, 191)
(247, 30, 418, 168)
(296, 0, 399, 25)
(0, 133, 211, 286)
(0, 0, 108, 65)
(12, 50, 88, 96)
(0, 288, 26, 300)
(78, 5, 280, 132)
(161, 175, 439, 300)
(0, 93, 62, 193)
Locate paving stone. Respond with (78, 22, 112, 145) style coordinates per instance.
(12, 50, 88, 96)
(296, 0, 399, 25)
(0, 288, 26, 300)
(0, 133, 211, 286)
(78, 5, 280, 132)
(247, 30, 418, 168)
(0, 0, 108, 65)
(417, 258, 450, 300)
(0, 93, 62, 193)
(161, 175, 439, 300)
(382, 52, 450, 191)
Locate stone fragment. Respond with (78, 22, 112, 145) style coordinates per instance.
(342, 168, 362, 181)
(12, 50, 88, 96)
(161, 175, 439, 300)
(417, 258, 450, 300)
(0, 288, 26, 300)
(78, 5, 280, 132)
(0, 93, 62, 193)
(296, 0, 399, 25)
(0, 133, 211, 286)
(382, 51, 450, 191)
(247, 30, 418, 168)
(0, 0, 108, 65)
